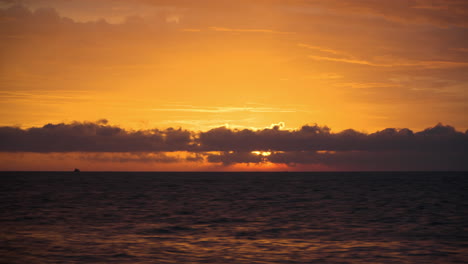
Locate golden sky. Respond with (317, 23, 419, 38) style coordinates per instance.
(0, 0, 467, 170)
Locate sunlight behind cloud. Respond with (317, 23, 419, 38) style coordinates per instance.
(251, 151, 272, 157)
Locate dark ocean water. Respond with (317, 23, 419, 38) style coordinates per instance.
(0, 172, 467, 263)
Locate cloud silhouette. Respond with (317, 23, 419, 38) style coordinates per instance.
(205, 151, 265, 165)
(0, 120, 468, 170)
(77, 152, 198, 163)
(1, 121, 467, 153)
(0, 120, 194, 152)
(198, 123, 467, 152)
(0, 121, 467, 170)
(208, 150, 467, 171)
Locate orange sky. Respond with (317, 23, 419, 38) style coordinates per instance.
(0, 0, 467, 171)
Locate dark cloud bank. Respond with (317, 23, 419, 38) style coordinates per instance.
(1, 120, 467, 170)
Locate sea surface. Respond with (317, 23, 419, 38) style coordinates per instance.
(0, 171, 467, 263)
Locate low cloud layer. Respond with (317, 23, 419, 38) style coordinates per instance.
(0, 120, 194, 152)
(200, 123, 468, 152)
(0, 120, 467, 170)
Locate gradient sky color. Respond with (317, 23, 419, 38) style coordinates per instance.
(0, 0, 467, 171)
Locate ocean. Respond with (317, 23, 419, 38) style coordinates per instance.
(0, 172, 467, 263)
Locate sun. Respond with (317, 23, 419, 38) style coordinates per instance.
(251, 151, 272, 156)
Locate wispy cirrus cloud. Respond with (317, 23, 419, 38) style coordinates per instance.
(151, 106, 300, 113)
(308, 55, 380, 66)
(181, 27, 295, 34)
(303, 73, 343, 80)
(299, 42, 468, 69)
(333, 82, 401, 89)
(180, 28, 202, 32)
(298, 43, 346, 55)
(307, 54, 468, 69)
(208, 26, 294, 34)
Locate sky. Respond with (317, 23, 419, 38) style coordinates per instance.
(0, 0, 467, 171)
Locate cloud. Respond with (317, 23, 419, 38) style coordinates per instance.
(198, 123, 468, 152)
(0, 120, 194, 152)
(244, 149, 467, 171)
(308, 55, 380, 66)
(76, 151, 205, 163)
(79, 152, 181, 163)
(5, 0, 468, 29)
(303, 73, 343, 80)
(298, 43, 346, 55)
(333, 82, 400, 89)
(0, 121, 467, 170)
(152, 106, 298, 113)
(205, 151, 264, 165)
(208, 26, 294, 34)
(181, 28, 201, 32)
(1, 121, 467, 153)
(307, 54, 468, 69)
(17, 0, 467, 27)
(296, 0, 468, 28)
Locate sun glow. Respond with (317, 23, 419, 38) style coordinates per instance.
(251, 151, 272, 156)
